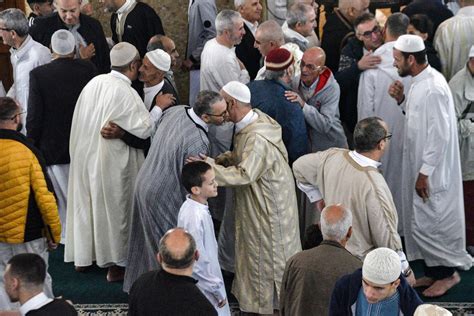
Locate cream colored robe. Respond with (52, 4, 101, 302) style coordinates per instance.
(66, 72, 153, 267)
(293, 148, 403, 259)
(206, 110, 301, 314)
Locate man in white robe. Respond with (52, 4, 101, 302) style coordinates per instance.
(0, 9, 50, 135)
(389, 35, 472, 297)
(66, 43, 160, 282)
(433, 0, 474, 80)
(358, 12, 411, 234)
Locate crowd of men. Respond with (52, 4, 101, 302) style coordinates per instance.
(0, 0, 473, 314)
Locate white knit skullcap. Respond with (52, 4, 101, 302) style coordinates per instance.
(362, 248, 401, 285)
(394, 34, 425, 53)
(51, 29, 75, 55)
(145, 49, 171, 72)
(414, 304, 452, 316)
(110, 42, 138, 67)
(469, 45, 474, 58)
(221, 81, 251, 104)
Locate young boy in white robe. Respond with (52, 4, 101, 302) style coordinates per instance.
(177, 161, 230, 316)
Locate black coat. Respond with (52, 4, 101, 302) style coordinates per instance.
(111, 2, 165, 57)
(30, 13, 110, 74)
(235, 23, 262, 80)
(27, 58, 98, 165)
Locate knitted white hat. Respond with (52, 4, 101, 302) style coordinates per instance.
(110, 42, 138, 67)
(51, 29, 75, 55)
(394, 34, 425, 53)
(362, 248, 401, 284)
(469, 45, 474, 58)
(222, 81, 251, 104)
(414, 304, 452, 316)
(145, 49, 171, 72)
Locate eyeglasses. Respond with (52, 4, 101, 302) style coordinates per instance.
(205, 109, 227, 118)
(359, 25, 381, 39)
(379, 133, 392, 142)
(300, 61, 324, 72)
(10, 111, 26, 120)
(0, 27, 11, 31)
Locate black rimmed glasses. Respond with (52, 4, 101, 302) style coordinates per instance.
(205, 109, 228, 118)
(300, 61, 325, 73)
(10, 111, 26, 120)
(359, 25, 382, 39)
(379, 133, 392, 142)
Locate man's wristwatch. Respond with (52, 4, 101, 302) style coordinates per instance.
(403, 267, 413, 278)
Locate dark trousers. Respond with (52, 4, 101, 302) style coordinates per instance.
(463, 180, 474, 246)
(423, 262, 456, 280)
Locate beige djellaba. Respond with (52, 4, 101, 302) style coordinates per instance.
(206, 109, 301, 314)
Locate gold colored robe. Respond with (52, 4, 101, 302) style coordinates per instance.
(206, 110, 301, 314)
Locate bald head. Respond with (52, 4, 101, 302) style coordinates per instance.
(320, 204, 352, 242)
(338, 0, 369, 23)
(304, 47, 326, 65)
(158, 228, 196, 269)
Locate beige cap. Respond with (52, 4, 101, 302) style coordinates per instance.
(222, 81, 251, 104)
(394, 34, 425, 53)
(362, 248, 401, 285)
(110, 42, 139, 67)
(145, 49, 171, 72)
(51, 29, 75, 55)
(414, 304, 452, 316)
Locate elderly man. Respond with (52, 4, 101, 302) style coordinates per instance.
(103, 0, 164, 58)
(147, 34, 180, 102)
(30, 0, 110, 73)
(434, 0, 474, 80)
(128, 228, 217, 316)
(184, 0, 217, 106)
(66, 43, 158, 282)
(234, 0, 262, 80)
(389, 35, 472, 297)
(321, 0, 369, 72)
(26, 0, 53, 26)
(27, 30, 97, 242)
(123, 91, 227, 292)
(286, 47, 347, 152)
(336, 12, 383, 145)
(282, 3, 316, 52)
(449, 46, 474, 254)
(280, 204, 362, 316)
(194, 81, 301, 314)
(357, 13, 410, 233)
(330, 248, 422, 315)
(0, 9, 50, 134)
(4, 254, 77, 315)
(254, 20, 303, 81)
(248, 48, 308, 164)
(0, 97, 61, 310)
(293, 117, 415, 286)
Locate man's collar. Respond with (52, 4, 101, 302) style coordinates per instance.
(188, 108, 208, 132)
(235, 109, 257, 133)
(10, 35, 32, 57)
(110, 70, 132, 85)
(20, 292, 53, 316)
(284, 27, 309, 44)
(243, 18, 258, 36)
(116, 0, 136, 15)
(349, 150, 381, 168)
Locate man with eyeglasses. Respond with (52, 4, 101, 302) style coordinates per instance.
(358, 13, 411, 236)
(293, 117, 416, 287)
(123, 90, 228, 293)
(286, 47, 347, 153)
(0, 97, 61, 311)
(335, 12, 383, 148)
(0, 9, 51, 135)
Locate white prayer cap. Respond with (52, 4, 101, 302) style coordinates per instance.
(362, 248, 401, 285)
(145, 49, 171, 72)
(394, 34, 425, 53)
(110, 42, 139, 67)
(414, 304, 452, 316)
(221, 81, 251, 104)
(51, 29, 75, 55)
(469, 45, 474, 58)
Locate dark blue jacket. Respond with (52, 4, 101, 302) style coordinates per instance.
(248, 79, 309, 165)
(330, 269, 423, 316)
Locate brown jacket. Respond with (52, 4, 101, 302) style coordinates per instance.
(280, 240, 362, 316)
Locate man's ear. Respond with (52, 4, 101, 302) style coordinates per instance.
(157, 253, 163, 264)
(190, 186, 200, 196)
(194, 250, 200, 262)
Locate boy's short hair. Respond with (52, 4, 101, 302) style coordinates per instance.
(181, 161, 212, 193)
